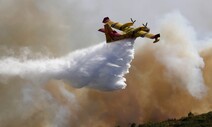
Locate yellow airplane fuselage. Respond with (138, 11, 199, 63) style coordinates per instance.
(99, 17, 160, 43)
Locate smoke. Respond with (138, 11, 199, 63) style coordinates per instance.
(0, 0, 212, 127)
(71, 12, 211, 126)
(0, 39, 134, 127)
(154, 12, 206, 98)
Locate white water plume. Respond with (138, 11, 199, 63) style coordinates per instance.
(0, 39, 135, 91)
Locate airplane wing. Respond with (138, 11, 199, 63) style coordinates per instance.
(102, 17, 133, 31)
(134, 31, 160, 43)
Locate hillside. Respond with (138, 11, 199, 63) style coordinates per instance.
(117, 111, 212, 127)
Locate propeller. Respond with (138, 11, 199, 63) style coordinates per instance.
(130, 18, 136, 24)
(142, 22, 148, 27)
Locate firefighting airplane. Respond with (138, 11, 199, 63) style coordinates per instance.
(98, 17, 160, 43)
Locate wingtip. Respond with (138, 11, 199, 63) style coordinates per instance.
(153, 39, 160, 43)
(155, 34, 160, 38)
(153, 34, 160, 43)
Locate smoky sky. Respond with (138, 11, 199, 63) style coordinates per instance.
(0, 0, 212, 127)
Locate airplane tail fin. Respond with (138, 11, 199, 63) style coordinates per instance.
(104, 24, 115, 43)
(98, 24, 125, 43)
(102, 17, 110, 23)
(98, 24, 114, 43)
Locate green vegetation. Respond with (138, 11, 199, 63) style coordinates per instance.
(118, 111, 212, 127)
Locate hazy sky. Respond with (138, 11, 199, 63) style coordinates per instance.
(1, 0, 211, 51)
(71, 0, 212, 41)
(58, 0, 212, 50)
(0, 1, 211, 127)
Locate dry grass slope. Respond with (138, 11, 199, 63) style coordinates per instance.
(117, 111, 212, 127)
